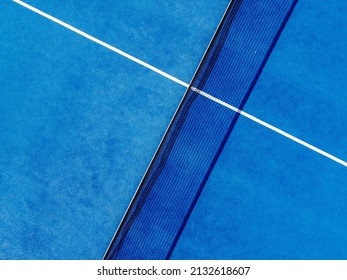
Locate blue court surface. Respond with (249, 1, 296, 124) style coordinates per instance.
(1, 0, 346, 260)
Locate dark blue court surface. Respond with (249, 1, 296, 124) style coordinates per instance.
(1, 0, 346, 260)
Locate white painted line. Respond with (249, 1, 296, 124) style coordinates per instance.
(12, 0, 189, 88)
(191, 87, 347, 167)
(13, 0, 347, 168)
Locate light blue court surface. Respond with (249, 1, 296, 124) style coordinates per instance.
(1, 0, 346, 259)
(0, 0, 229, 259)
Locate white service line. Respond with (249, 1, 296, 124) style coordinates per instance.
(13, 0, 347, 168)
(191, 88, 347, 167)
(12, 0, 189, 88)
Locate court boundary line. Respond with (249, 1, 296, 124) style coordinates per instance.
(11, 0, 189, 88)
(13, 0, 347, 168)
(190, 87, 347, 167)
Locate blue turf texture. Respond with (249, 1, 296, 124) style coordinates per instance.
(0, 0, 228, 259)
(1, 0, 346, 260)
